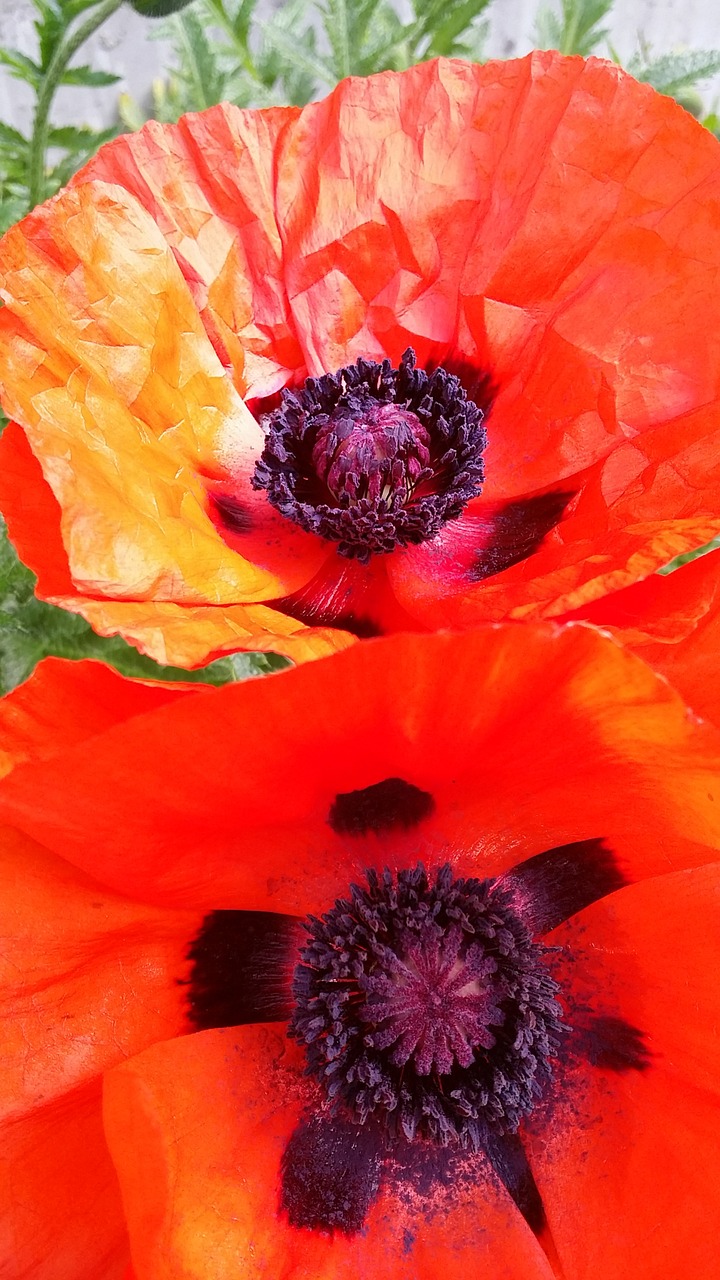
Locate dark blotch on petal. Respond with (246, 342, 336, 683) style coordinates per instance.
(471, 490, 575, 581)
(185, 910, 302, 1030)
(500, 838, 626, 936)
(280, 1113, 383, 1234)
(211, 492, 254, 535)
(580, 1016, 651, 1072)
(482, 1129, 547, 1235)
(328, 777, 435, 837)
(271, 588, 384, 638)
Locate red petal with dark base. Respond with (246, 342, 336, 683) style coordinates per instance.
(103, 1026, 556, 1280)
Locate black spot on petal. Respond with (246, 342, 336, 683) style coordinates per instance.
(211, 492, 254, 535)
(280, 1113, 383, 1234)
(580, 1016, 651, 1073)
(471, 490, 575, 581)
(328, 777, 435, 837)
(482, 1129, 547, 1235)
(185, 910, 302, 1030)
(271, 589, 384, 638)
(500, 838, 626, 936)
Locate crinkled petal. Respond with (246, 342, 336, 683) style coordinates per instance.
(3, 55, 720, 661)
(0, 397, 338, 667)
(75, 103, 305, 398)
(0, 184, 324, 607)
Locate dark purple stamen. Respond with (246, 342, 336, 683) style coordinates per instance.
(289, 865, 565, 1147)
(252, 350, 487, 562)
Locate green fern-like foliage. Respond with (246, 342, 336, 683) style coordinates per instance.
(534, 0, 614, 57)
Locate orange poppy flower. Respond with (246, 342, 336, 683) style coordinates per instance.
(2, 52, 720, 669)
(2, 625, 720, 1277)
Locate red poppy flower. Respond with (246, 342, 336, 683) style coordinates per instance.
(2, 625, 720, 1278)
(2, 52, 720, 669)
(564, 544, 720, 725)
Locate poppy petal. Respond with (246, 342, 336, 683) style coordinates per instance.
(103, 1025, 556, 1279)
(1, 628, 719, 914)
(0, 825, 197, 1120)
(3, 55, 720, 661)
(269, 553, 421, 638)
(0, 420, 74, 596)
(69, 595, 354, 668)
(563, 548, 720, 725)
(522, 863, 720, 1278)
(526, 1056, 720, 1280)
(0, 418, 344, 668)
(0, 183, 323, 606)
(549, 862, 720, 1096)
(0, 655, 194, 778)
(75, 103, 305, 398)
(0, 1080, 129, 1279)
(186, 909, 303, 1030)
(498, 838, 626, 936)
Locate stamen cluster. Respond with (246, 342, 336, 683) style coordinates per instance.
(252, 351, 487, 562)
(290, 866, 565, 1148)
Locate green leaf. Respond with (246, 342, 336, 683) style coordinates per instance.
(0, 49, 42, 87)
(0, 122, 29, 152)
(255, 10, 333, 88)
(320, 0, 356, 79)
(130, 0, 196, 14)
(627, 49, 720, 96)
(60, 64, 121, 86)
(47, 123, 118, 151)
(410, 0, 491, 59)
(34, 0, 67, 73)
(225, 651, 292, 679)
(0, 194, 30, 234)
(534, 0, 614, 57)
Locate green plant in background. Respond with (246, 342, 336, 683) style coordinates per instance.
(0, 0, 123, 231)
(0, 0, 719, 692)
(120, 0, 494, 127)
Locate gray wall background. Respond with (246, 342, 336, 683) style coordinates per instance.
(1, 0, 720, 136)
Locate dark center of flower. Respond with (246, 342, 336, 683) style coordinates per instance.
(289, 865, 565, 1148)
(251, 350, 487, 562)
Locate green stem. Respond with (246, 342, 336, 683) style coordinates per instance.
(28, 0, 124, 210)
